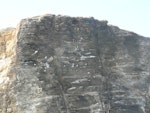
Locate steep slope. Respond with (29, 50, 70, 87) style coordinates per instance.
(0, 14, 150, 113)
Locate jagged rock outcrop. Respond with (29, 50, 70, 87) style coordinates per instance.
(0, 28, 17, 113)
(0, 14, 150, 113)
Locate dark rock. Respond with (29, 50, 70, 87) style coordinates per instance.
(0, 14, 150, 113)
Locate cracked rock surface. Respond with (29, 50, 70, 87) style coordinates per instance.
(0, 14, 150, 113)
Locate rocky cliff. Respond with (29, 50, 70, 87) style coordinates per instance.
(0, 14, 150, 113)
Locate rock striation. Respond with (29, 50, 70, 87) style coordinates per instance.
(0, 14, 150, 113)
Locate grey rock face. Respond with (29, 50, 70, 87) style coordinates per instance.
(0, 14, 150, 113)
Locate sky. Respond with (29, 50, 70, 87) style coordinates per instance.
(0, 0, 150, 37)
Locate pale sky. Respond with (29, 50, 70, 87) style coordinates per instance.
(0, 0, 150, 37)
